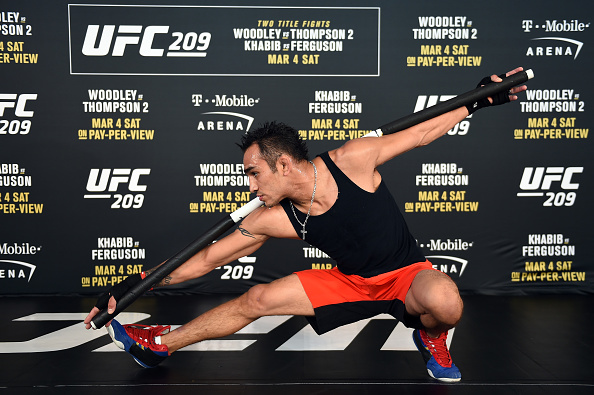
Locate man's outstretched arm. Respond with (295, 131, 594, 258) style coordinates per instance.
(83, 205, 276, 329)
(335, 67, 528, 171)
(375, 66, 528, 164)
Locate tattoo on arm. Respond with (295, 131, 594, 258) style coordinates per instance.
(144, 268, 172, 288)
(155, 275, 172, 288)
(237, 219, 256, 239)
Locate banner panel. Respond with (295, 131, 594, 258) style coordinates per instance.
(0, 0, 592, 296)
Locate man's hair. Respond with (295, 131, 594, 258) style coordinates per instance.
(238, 121, 309, 171)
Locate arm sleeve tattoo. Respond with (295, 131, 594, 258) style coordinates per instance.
(237, 219, 256, 239)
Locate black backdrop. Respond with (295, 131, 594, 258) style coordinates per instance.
(1, 0, 592, 296)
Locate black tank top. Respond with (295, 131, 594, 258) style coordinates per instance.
(280, 152, 425, 277)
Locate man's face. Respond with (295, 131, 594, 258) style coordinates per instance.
(243, 144, 284, 207)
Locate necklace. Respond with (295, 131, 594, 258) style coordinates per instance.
(290, 161, 317, 240)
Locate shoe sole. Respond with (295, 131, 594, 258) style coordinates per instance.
(130, 353, 153, 368)
(106, 321, 127, 351)
(428, 369, 461, 383)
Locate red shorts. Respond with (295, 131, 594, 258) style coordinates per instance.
(296, 260, 435, 334)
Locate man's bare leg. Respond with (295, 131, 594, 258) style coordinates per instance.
(161, 274, 314, 352)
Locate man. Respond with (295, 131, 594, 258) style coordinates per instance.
(85, 67, 527, 382)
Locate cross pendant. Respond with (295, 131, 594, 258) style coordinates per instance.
(301, 227, 307, 240)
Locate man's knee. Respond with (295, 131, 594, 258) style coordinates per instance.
(241, 283, 271, 317)
(438, 287, 463, 326)
(431, 276, 463, 325)
(413, 270, 463, 325)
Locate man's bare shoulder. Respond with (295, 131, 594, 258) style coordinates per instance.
(330, 138, 377, 171)
(241, 203, 298, 239)
(328, 139, 381, 192)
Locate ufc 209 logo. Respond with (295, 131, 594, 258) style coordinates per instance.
(82, 25, 212, 58)
(517, 166, 583, 206)
(84, 168, 150, 209)
(0, 94, 37, 136)
(414, 95, 471, 135)
(215, 256, 256, 281)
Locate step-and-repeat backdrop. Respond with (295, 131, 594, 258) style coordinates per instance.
(1, 0, 592, 296)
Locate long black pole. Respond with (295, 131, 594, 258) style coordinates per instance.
(375, 69, 534, 136)
(91, 68, 533, 329)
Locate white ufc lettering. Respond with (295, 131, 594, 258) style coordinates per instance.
(519, 167, 583, 190)
(86, 168, 150, 192)
(82, 25, 169, 57)
(413, 95, 456, 113)
(0, 94, 37, 117)
(0, 314, 449, 353)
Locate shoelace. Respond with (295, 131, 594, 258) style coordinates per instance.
(422, 331, 453, 367)
(125, 324, 170, 348)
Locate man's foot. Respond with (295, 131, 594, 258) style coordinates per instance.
(107, 319, 170, 368)
(412, 329, 461, 382)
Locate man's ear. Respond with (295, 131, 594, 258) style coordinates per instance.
(277, 155, 292, 175)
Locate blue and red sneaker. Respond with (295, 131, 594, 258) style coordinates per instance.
(107, 319, 170, 368)
(413, 329, 461, 382)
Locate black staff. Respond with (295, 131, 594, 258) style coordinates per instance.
(374, 68, 534, 137)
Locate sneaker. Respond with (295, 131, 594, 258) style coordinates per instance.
(107, 319, 170, 368)
(412, 329, 461, 382)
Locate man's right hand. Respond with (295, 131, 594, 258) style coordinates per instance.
(84, 297, 117, 329)
(83, 272, 145, 330)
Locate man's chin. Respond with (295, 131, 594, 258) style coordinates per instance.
(261, 198, 278, 208)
